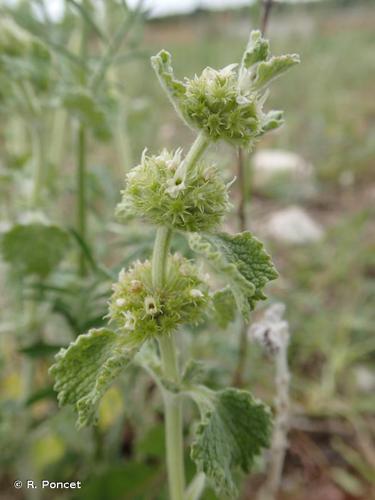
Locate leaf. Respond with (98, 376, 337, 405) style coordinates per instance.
(1, 222, 70, 277)
(252, 54, 300, 90)
(182, 360, 206, 386)
(211, 287, 237, 329)
(190, 387, 272, 497)
(189, 232, 278, 320)
(49, 328, 141, 428)
(150, 50, 187, 123)
(261, 109, 284, 133)
(242, 30, 270, 69)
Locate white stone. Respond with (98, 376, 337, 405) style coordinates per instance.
(252, 149, 313, 188)
(266, 206, 324, 244)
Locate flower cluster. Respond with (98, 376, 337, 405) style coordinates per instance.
(108, 254, 209, 339)
(151, 30, 300, 147)
(117, 149, 230, 232)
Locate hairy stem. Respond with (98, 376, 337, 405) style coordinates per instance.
(152, 227, 185, 500)
(159, 334, 185, 500)
(175, 132, 209, 179)
(151, 131, 210, 499)
(232, 148, 248, 387)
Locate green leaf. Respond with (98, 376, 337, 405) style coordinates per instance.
(189, 232, 278, 320)
(190, 387, 272, 498)
(182, 360, 206, 386)
(253, 54, 300, 91)
(261, 109, 284, 133)
(242, 30, 270, 69)
(211, 287, 237, 329)
(49, 328, 141, 428)
(1, 222, 70, 277)
(151, 50, 187, 123)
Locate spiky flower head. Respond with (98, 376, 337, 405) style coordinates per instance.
(108, 254, 209, 340)
(117, 148, 230, 232)
(151, 30, 300, 148)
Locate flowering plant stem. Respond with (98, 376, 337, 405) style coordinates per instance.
(153, 227, 185, 500)
(152, 133, 209, 500)
(175, 132, 209, 178)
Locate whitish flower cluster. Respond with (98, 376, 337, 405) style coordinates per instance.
(108, 254, 209, 339)
(151, 31, 300, 147)
(117, 149, 230, 232)
(248, 303, 289, 355)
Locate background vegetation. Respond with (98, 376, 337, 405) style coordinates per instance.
(0, 0, 374, 499)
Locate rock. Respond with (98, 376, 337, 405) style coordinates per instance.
(252, 149, 313, 188)
(266, 206, 324, 244)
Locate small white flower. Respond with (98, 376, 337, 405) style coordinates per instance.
(165, 176, 186, 198)
(122, 311, 136, 330)
(165, 147, 183, 172)
(190, 289, 204, 299)
(144, 296, 158, 316)
(236, 94, 250, 105)
(116, 298, 126, 307)
(118, 268, 126, 281)
(126, 169, 138, 181)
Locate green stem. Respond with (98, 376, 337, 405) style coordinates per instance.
(159, 334, 185, 500)
(150, 132, 210, 499)
(175, 132, 210, 179)
(152, 227, 184, 500)
(77, 123, 87, 276)
(152, 226, 172, 288)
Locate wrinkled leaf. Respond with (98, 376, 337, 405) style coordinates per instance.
(190, 387, 272, 497)
(261, 109, 284, 133)
(189, 231, 278, 320)
(151, 50, 187, 124)
(49, 328, 141, 427)
(242, 30, 270, 69)
(1, 222, 70, 277)
(253, 54, 300, 90)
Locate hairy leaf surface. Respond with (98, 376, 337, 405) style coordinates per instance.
(189, 231, 278, 320)
(50, 328, 140, 427)
(190, 387, 272, 497)
(253, 54, 300, 90)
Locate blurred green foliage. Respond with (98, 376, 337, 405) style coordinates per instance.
(0, 1, 374, 499)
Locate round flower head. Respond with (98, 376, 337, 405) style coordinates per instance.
(117, 149, 230, 232)
(181, 64, 262, 144)
(151, 31, 300, 148)
(108, 254, 209, 340)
